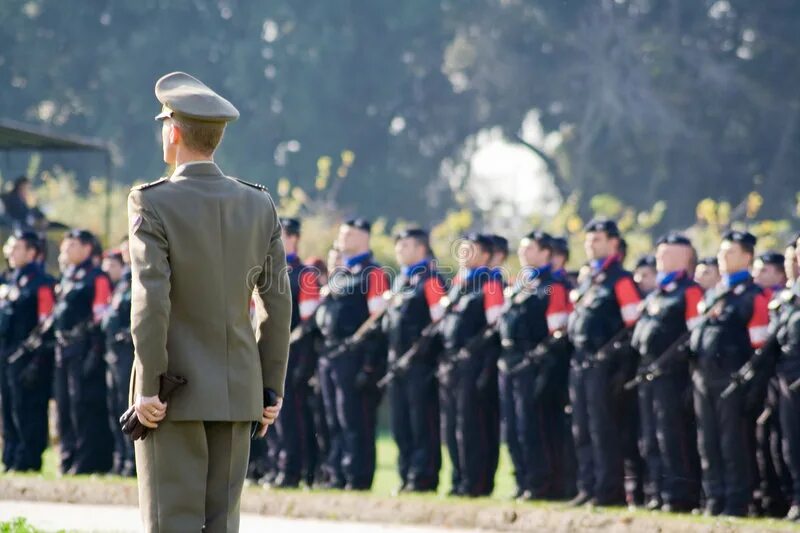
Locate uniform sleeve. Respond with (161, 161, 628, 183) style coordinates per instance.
(684, 285, 704, 330)
(298, 269, 321, 321)
(92, 274, 112, 323)
(37, 284, 54, 323)
(748, 292, 770, 348)
(545, 282, 571, 333)
(253, 194, 293, 397)
(483, 279, 505, 324)
(128, 190, 171, 397)
(614, 276, 642, 327)
(366, 267, 390, 315)
(423, 276, 448, 322)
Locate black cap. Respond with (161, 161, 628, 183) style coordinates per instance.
(343, 218, 371, 234)
(11, 230, 42, 254)
(758, 251, 785, 267)
(635, 254, 656, 270)
(395, 227, 429, 241)
(697, 256, 719, 267)
(656, 232, 692, 247)
(722, 229, 757, 250)
(550, 236, 569, 256)
(524, 230, 553, 251)
(584, 217, 620, 238)
(64, 229, 96, 246)
(280, 217, 301, 236)
(489, 234, 509, 256)
(462, 232, 494, 253)
(103, 250, 125, 263)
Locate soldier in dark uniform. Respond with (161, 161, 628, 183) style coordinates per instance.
(771, 234, 800, 521)
(0, 264, 18, 471)
(634, 255, 658, 296)
(752, 251, 790, 516)
(567, 218, 642, 506)
(100, 248, 135, 476)
(1, 231, 54, 472)
(383, 228, 446, 492)
(689, 230, 770, 516)
(271, 218, 321, 488)
(498, 231, 571, 500)
(53, 229, 114, 474)
(315, 218, 389, 490)
(547, 235, 578, 499)
(695, 257, 722, 293)
(440, 233, 504, 497)
(631, 233, 703, 512)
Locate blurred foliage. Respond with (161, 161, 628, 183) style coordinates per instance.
(2, 1, 800, 229)
(32, 169, 129, 248)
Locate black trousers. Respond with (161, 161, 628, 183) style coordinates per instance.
(274, 352, 316, 485)
(55, 337, 113, 475)
(638, 369, 700, 507)
(693, 368, 751, 515)
(105, 340, 135, 475)
(0, 354, 19, 471)
(389, 361, 440, 491)
(569, 356, 624, 503)
(778, 373, 800, 506)
(324, 351, 378, 489)
(498, 363, 524, 494)
(7, 348, 52, 471)
(453, 356, 499, 497)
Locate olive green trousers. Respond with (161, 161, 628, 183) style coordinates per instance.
(135, 420, 250, 533)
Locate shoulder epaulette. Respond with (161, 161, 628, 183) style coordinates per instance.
(132, 177, 169, 191)
(232, 177, 269, 193)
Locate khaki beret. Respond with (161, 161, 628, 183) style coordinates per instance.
(154, 71, 239, 123)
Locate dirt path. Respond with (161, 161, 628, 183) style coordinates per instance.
(0, 476, 796, 533)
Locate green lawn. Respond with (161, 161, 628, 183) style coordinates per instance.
(28, 432, 516, 498)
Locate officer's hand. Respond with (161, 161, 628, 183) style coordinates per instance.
(257, 397, 283, 438)
(134, 395, 167, 429)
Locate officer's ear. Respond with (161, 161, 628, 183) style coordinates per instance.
(169, 121, 182, 146)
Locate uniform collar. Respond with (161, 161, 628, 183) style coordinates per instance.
(552, 267, 567, 280)
(402, 259, 430, 278)
(723, 270, 751, 289)
(344, 251, 372, 270)
(591, 255, 619, 275)
(286, 253, 300, 265)
(656, 270, 686, 291)
(464, 265, 490, 283)
(489, 267, 506, 282)
(172, 161, 224, 179)
(14, 262, 38, 282)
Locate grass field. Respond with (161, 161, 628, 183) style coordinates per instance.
(21, 432, 517, 499)
(5, 435, 799, 532)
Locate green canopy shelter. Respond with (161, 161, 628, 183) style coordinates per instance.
(0, 118, 113, 242)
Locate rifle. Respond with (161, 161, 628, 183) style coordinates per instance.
(376, 320, 441, 389)
(589, 326, 634, 364)
(7, 315, 56, 365)
(288, 316, 319, 346)
(623, 330, 691, 390)
(324, 290, 393, 359)
(720, 330, 781, 399)
(623, 285, 736, 390)
(501, 330, 569, 376)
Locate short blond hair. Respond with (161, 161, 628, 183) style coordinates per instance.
(173, 118, 225, 155)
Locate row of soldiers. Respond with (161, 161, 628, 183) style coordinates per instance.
(0, 229, 134, 477)
(1, 215, 799, 522)
(255, 216, 800, 522)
